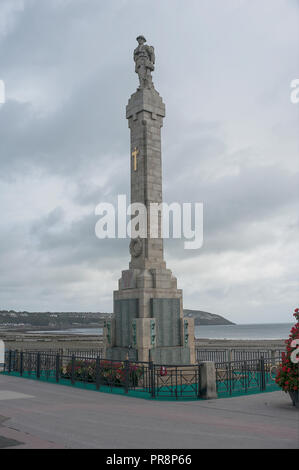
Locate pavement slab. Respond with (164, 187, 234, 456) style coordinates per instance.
(0, 374, 298, 449)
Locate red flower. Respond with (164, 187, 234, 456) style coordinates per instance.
(275, 308, 299, 392)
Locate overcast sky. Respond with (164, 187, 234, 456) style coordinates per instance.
(0, 0, 298, 323)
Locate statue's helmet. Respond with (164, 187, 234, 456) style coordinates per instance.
(136, 35, 146, 42)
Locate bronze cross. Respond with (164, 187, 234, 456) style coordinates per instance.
(132, 147, 139, 171)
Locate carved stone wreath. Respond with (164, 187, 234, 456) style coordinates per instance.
(129, 237, 143, 258)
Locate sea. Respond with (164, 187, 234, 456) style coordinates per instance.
(34, 323, 293, 340)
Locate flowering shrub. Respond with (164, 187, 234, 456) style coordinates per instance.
(62, 360, 96, 382)
(100, 360, 144, 387)
(61, 359, 144, 387)
(275, 308, 299, 393)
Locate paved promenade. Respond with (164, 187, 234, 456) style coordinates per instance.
(0, 374, 298, 449)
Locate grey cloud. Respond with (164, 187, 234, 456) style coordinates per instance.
(0, 0, 298, 319)
(30, 208, 129, 269)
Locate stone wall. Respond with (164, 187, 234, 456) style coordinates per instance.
(0, 333, 103, 352)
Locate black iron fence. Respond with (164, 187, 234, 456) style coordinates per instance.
(3, 350, 281, 400)
(215, 356, 281, 397)
(152, 364, 200, 399)
(3, 350, 202, 399)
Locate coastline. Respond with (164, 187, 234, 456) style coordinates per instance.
(0, 330, 286, 353)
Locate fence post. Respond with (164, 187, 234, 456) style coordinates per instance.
(71, 355, 75, 385)
(260, 356, 266, 391)
(13, 350, 17, 372)
(19, 351, 23, 376)
(8, 350, 12, 373)
(95, 356, 100, 391)
(197, 363, 201, 398)
(198, 362, 217, 399)
(55, 354, 60, 383)
(243, 361, 247, 393)
(28, 352, 32, 376)
(14, 349, 19, 371)
(228, 361, 232, 396)
(124, 360, 129, 394)
(149, 361, 155, 398)
(36, 352, 41, 379)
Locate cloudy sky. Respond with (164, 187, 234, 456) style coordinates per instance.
(0, 0, 298, 323)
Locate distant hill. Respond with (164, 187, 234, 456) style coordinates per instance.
(0, 309, 235, 329)
(183, 309, 235, 326)
(0, 310, 109, 329)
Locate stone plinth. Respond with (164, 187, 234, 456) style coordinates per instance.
(199, 362, 217, 399)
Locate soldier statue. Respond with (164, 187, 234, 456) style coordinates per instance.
(134, 35, 155, 90)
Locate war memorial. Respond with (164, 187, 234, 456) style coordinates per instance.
(104, 35, 195, 365)
(0, 0, 298, 449)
